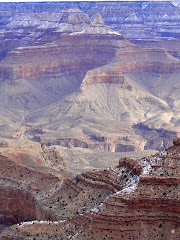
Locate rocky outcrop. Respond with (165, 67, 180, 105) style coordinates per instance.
(0, 155, 60, 225)
(80, 67, 133, 91)
(173, 137, 180, 145)
(0, 13, 127, 82)
(41, 144, 67, 171)
(0, 139, 69, 226)
(130, 38, 180, 60)
(0, 139, 179, 239)
(115, 47, 180, 74)
(0, 7, 91, 59)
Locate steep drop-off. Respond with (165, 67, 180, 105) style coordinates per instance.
(25, 42, 180, 151)
(0, 138, 179, 239)
(0, 3, 180, 154)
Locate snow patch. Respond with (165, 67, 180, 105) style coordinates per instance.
(17, 219, 66, 228)
(70, 26, 121, 36)
(91, 207, 99, 213)
(139, 159, 152, 175)
(116, 175, 139, 195)
(160, 151, 168, 156)
(172, 1, 180, 7)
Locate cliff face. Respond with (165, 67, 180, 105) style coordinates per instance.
(0, 16, 128, 112)
(0, 139, 68, 226)
(0, 3, 179, 164)
(115, 48, 180, 74)
(1, 38, 179, 85)
(1, 1, 180, 42)
(25, 39, 180, 152)
(1, 139, 179, 239)
(0, 7, 91, 59)
(0, 33, 124, 80)
(0, 181, 43, 225)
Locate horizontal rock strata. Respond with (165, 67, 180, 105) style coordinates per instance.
(0, 139, 179, 239)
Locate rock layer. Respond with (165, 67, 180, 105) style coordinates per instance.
(0, 139, 179, 239)
(0, 139, 69, 226)
(0, 5, 180, 154)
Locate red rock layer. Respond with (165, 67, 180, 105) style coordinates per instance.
(80, 67, 133, 91)
(1, 140, 179, 239)
(0, 33, 126, 81)
(0, 184, 41, 224)
(130, 38, 180, 59)
(0, 151, 65, 225)
(115, 48, 180, 74)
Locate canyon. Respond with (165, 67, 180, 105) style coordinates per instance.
(0, 2, 179, 153)
(0, 1, 180, 239)
(0, 138, 179, 239)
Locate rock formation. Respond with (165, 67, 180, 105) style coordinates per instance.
(25, 40, 180, 152)
(0, 138, 179, 239)
(0, 12, 127, 113)
(0, 2, 179, 154)
(0, 139, 68, 229)
(0, 3, 180, 239)
(0, 6, 91, 59)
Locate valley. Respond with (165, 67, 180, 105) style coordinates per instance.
(0, 1, 179, 239)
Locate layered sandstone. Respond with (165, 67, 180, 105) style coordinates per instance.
(0, 8, 179, 154)
(130, 38, 180, 60)
(80, 67, 132, 91)
(0, 139, 179, 239)
(0, 14, 126, 82)
(115, 47, 180, 74)
(0, 139, 69, 227)
(0, 7, 91, 59)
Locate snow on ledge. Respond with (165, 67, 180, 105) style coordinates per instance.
(115, 175, 140, 195)
(17, 219, 66, 228)
(91, 207, 99, 213)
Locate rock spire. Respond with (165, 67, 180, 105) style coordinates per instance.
(91, 14, 104, 26)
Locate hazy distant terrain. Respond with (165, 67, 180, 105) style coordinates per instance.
(0, 1, 179, 170)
